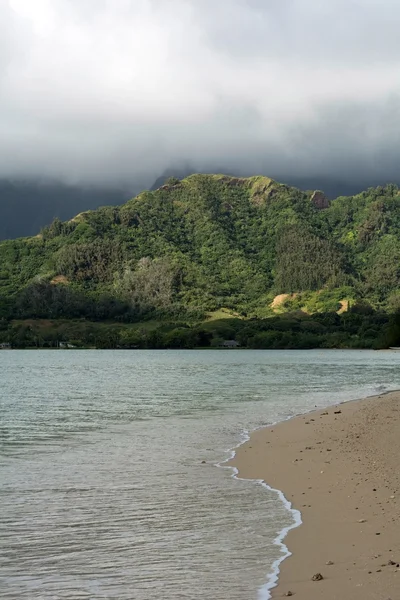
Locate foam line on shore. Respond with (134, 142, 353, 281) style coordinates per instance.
(216, 430, 302, 600)
(216, 382, 399, 599)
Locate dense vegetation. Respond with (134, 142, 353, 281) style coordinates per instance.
(1, 308, 399, 350)
(0, 174, 399, 348)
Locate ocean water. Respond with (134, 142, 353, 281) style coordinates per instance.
(1, 349, 399, 600)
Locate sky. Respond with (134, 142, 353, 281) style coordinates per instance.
(1, 0, 400, 187)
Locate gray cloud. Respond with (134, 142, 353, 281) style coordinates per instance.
(1, 0, 400, 187)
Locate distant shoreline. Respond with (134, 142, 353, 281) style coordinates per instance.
(0, 348, 392, 352)
(229, 390, 400, 599)
(1, 347, 394, 351)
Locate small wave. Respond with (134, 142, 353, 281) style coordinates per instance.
(255, 484, 301, 599)
(216, 430, 302, 600)
(374, 384, 387, 392)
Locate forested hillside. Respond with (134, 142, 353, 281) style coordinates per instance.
(0, 174, 399, 348)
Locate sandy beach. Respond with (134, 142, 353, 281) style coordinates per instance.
(230, 391, 400, 599)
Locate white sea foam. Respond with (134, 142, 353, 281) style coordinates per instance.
(217, 381, 400, 599)
(216, 428, 302, 600)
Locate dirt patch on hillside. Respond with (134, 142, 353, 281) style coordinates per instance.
(50, 275, 69, 285)
(271, 293, 299, 310)
(337, 300, 349, 314)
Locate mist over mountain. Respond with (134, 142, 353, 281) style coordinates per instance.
(2, 2, 400, 192)
(0, 180, 138, 240)
(2, 2, 400, 240)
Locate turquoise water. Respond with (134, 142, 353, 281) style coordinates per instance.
(1, 349, 399, 599)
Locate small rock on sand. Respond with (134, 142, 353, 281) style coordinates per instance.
(311, 573, 324, 581)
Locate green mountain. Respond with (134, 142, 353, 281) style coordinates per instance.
(0, 174, 399, 348)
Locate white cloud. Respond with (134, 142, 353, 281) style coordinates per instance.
(1, 0, 400, 184)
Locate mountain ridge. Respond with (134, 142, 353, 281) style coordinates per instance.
(0, 173, 399, 326)
(0, 171, 395, 241)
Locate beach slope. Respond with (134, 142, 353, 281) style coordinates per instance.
(230, 391, 400, 599)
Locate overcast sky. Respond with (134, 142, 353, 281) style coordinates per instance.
(1, 0, 400, 186)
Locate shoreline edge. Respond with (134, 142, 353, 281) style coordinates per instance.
(223, 389, 400, 599)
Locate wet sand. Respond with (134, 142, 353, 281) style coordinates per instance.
(230, 391, 400, 599)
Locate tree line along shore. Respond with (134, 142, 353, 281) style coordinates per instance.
(1, 306, 399, 349)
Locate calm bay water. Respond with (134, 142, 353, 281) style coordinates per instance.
(1, 349, 399, 599)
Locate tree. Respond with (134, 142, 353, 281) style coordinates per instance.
(117, 257, 178, 311)
(274, 224, 346, 293)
